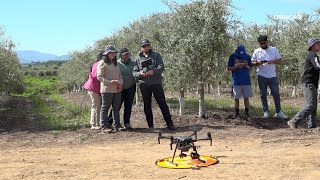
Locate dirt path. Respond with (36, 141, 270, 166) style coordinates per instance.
(1, 95, 320, 179)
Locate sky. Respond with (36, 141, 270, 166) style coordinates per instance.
(0, 0, 319, 55)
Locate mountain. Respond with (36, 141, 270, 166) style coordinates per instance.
(17, 50, 70, 63)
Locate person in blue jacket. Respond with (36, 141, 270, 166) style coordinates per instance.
(227, 45, 253, 117)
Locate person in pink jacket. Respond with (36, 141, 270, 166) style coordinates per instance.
(83, 51, 103, 130)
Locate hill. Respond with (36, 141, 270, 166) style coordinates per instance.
(17, 50, 70, 63)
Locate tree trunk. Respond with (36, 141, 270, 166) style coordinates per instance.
(217, 81, 221, 96)
(207, 83, 211, 94)
(179, 89, 185, 115)
(198, 82, 205, 117)
(291, 85, 296, 98)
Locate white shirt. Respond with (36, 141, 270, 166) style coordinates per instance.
(252, 46, 281, 78)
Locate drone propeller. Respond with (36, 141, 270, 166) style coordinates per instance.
(157, 131, 212, 146)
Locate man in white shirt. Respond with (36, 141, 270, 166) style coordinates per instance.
(252, 35, 288, 119)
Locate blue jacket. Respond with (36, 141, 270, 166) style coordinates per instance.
(228, 45, 252, 85)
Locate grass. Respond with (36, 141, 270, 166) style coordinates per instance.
(17, 76, 90, 130)
(19, 76, 59, 96)
(32, 94, 90, 130)
(15, 75, 309, 130)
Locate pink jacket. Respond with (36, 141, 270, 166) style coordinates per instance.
(83, 61, 101, 95)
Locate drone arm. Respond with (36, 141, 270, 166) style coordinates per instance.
(192, 132, 212, 146)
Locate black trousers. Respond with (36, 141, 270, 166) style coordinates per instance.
(139, 83, 173, 128)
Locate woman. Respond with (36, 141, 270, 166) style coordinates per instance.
(82, 51, 103, 130)
(106, 48, 137, 129)
(97, 45, 123, 132)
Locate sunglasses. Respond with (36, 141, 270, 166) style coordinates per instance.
(142, 44, 150, 48)
(259, 41, 267, 45)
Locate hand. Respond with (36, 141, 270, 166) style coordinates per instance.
(235, 63, 244, 69)
(244, 64, 250, 69)
(140, 70, 148, 77)
(258, 60, 268, 65)
(117, 84, 123, 91)
(147, 70, 154, 76)
(111, 80, 120, 85)
(267, 60, 273, 64)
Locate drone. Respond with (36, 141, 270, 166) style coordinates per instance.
(157, 130, 212, 165)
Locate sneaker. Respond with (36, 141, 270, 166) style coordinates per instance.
(102, 123, 112, 130)
(102, 124, 113, 133)
(114, 124, 125, 132)
(263, 111, 269, 119)
(167, 125, 177, 130)
(124, 124, 133, 130)
(91, 125, 101, 130)
(287, 120, 297, 129)
(275, 111, 288, 119)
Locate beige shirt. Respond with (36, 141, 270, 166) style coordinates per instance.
(97, 60, 123, 93)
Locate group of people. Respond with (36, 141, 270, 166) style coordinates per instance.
(228, 35, 320, 129)
(82, 35, 320, 132)
(83, 39, 177, 132)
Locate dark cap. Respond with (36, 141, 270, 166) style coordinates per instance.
(119, 48, 129, 55)
(257, 35, 268, 42)
(140, 39, 151, 47)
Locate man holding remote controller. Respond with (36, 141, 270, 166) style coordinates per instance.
(252, 35, 288, 119)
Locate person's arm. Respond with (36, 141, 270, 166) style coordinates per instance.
(268, 48, 282, 65)
(251, 50, 263, 66)
(310, 54, 320, 71)
(227, 55, 235, 71)
(97, 61, 111, 84)
(267, 58, 281, 64)
(148, 53, 164, 76)
(244, 57, 252, 70)
(227, 55, 243, 71)
(132, 58, 143, 78)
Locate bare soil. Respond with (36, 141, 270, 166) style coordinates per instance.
(1, 93, 320, 180)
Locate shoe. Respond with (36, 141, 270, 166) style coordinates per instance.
(114, 124, 124, 132)
(275, 111, 288, 119)
(263, 111, 269, 119)
(124, 124, 133, 130)
(102, 124, 113, 133)
(102, 123, 112, 130)
(287, 120, 297, 129)
(91, 125, 101, 130)
(167, 125, 177, 130)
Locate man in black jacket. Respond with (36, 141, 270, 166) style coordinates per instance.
(287, 38, 320, 129)
(133, 39, 177, 130)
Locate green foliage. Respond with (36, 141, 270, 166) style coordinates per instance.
(21, 76, 59, 96)
(32, 94, 89, 130)
(58, 47, 96, 90)
(20, 60, 67, 77)
(17, 76, 89, 130)
(0, 27, 24, 93)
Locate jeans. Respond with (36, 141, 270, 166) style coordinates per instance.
(257, 75, 281, 113)
(100, 92, 121, 127)
(107, 84, 136, 126)
(139, 83, 173, 128)
(291, 83, 317, 128)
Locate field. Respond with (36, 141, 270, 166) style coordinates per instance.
(1, 91, 320, 179)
